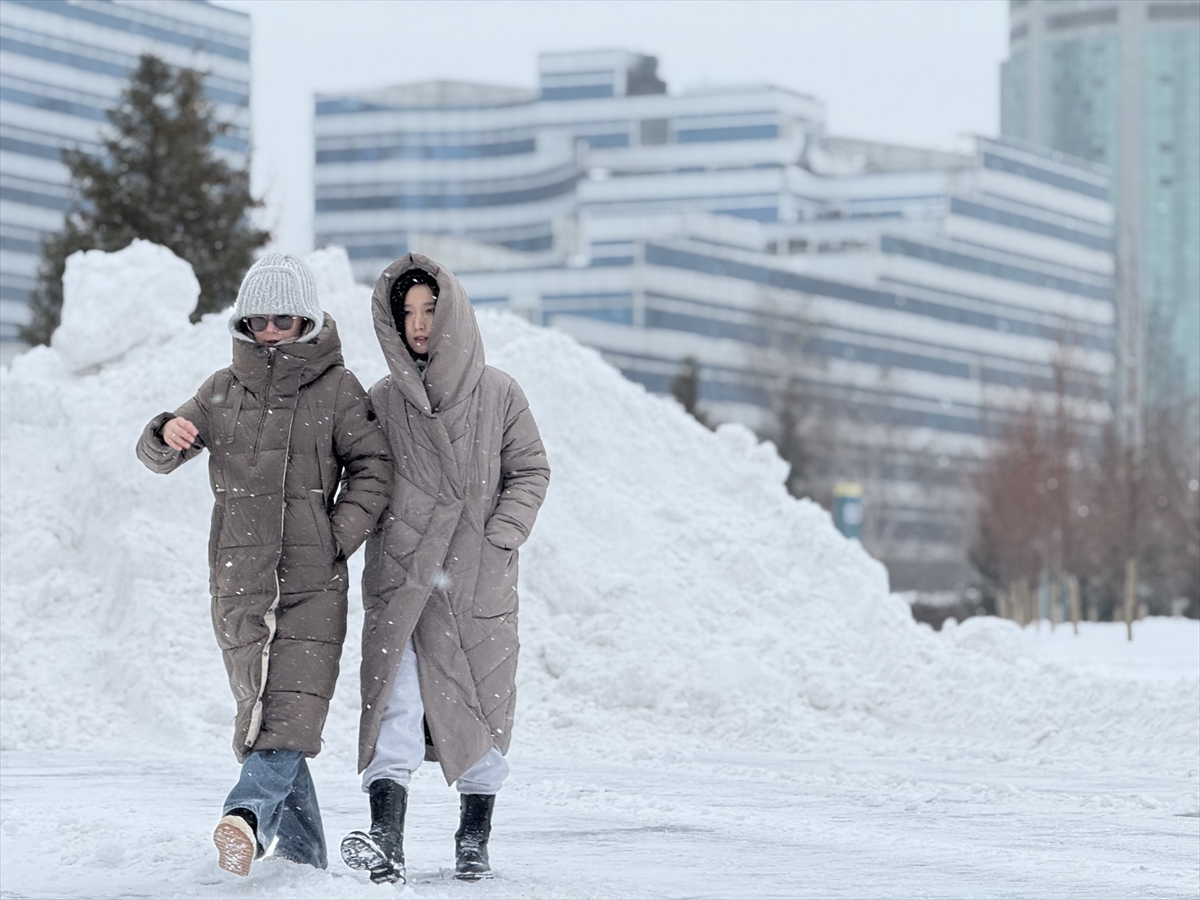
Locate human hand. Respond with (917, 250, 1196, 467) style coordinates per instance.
(163, 417, 199, 451)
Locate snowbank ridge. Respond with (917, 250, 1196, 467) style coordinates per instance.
(2, 244, 1195, 777)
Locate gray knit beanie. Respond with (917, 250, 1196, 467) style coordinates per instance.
(228, 253, 323, 342)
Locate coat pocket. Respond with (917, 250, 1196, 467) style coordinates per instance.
(307, 490, 338, 570)
(472, 538, 518, 619)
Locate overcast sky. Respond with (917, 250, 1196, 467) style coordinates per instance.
(212, 0, 1010, 255)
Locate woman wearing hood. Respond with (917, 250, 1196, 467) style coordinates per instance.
(136, 254, 393, 877)
(340, 254, 550, 885)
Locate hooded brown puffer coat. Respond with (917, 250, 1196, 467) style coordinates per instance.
(137, 315, 392, 761)
(359, 254, 550, 783)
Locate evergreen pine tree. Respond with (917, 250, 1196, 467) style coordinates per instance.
(21, 54, 268, 345)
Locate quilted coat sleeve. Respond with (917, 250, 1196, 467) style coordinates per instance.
(135, 372, 215, 474)
(329, 368, 393, 559)
(485, 379, 550, 551)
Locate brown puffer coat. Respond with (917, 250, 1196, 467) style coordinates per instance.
(359, 254, 550, 783)
(137, 315, 392, 761)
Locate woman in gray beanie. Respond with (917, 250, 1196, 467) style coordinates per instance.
(135, 254, 393, 877)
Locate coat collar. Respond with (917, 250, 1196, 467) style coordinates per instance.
(231, 313, 344, 394)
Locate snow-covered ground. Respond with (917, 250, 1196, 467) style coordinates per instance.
(2, 243, 1197, 898)
(4, 724, 1197, 899)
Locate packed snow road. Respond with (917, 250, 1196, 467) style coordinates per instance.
(2, 739, 1197, 899)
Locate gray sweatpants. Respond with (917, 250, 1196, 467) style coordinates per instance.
(361, 637, 509, 795)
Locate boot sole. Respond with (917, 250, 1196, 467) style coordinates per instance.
(213, 819, 255, 877)
(454, 869, 495, 882)
(340, 832, 385, 871)
(341, 832, 405, 884)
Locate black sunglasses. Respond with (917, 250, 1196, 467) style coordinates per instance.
(243, 315, 297, 332)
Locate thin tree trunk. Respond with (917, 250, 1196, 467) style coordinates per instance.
(1124, 557, 1138, 641)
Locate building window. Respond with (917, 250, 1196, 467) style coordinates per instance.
(1046, 7, 1119, 31)
(639, 118, 669, 145)
(1148, 2, 1200, 21)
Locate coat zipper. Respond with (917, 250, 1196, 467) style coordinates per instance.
(252, 348, 275, 464)
(244, 360, 294, 751)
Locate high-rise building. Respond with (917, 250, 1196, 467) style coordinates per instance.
(314, 50, 1115, 590)
(0, 0, 251, 362)
(1001, 0, 1199, 418)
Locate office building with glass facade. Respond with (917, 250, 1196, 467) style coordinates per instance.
(1002, 0, 1199, 413)
(314, 50, 1115, 590)
(0, 0, 251, 362)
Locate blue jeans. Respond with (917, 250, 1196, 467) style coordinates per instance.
(223, 749, 327, 869)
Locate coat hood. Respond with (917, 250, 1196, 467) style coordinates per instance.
(231, 312, 344, 393)
(371, 254, 485, 416)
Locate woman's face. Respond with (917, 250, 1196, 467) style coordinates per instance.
(403, 284, 436, 355)
(249, 315, 305, 345)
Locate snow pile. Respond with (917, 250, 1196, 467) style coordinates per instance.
(2, 244, 1196, 783)
(479, 317, 1198, 767)
(53, 240, 199, 372)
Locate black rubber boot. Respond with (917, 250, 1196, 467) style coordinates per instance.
(454, 793, 496, 881)
(340, 780, 408, 884)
